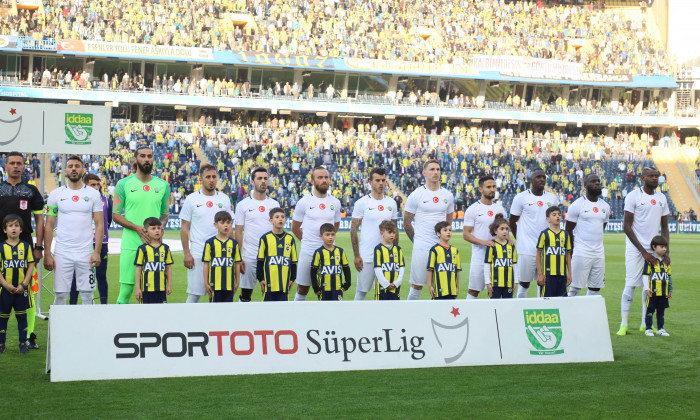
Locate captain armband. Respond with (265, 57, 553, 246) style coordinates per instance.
(45, 205, 58, 216)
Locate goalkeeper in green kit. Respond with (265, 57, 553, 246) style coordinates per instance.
(113, 146, 170, 304)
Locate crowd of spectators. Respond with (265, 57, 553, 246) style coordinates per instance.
(1, 0, 669, 75)
(39, 114, 672, 221)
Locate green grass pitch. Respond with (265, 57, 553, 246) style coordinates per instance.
(1, 232, 699, 418)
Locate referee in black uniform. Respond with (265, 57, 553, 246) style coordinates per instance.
(0, 152, 45, 349)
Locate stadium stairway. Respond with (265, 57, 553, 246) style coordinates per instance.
(192, 143, 223, 190)
(652, 147, 700, 214)
(386, 178, 406, 208)
(42, 153, 57, 192)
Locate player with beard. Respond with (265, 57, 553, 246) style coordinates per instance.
(462, 176, 506, 299)
(565, 174, 610, 297)
(234, 167, 279, 302)
(509, 169, 559, 298)
(181, 164, 234, 303)
(44, 156, 104, 305)
(113, 146, 170, 304)
(291, 166, 341, 301)
(617, 167, 670, 335)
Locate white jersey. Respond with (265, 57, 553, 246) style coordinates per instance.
(624, 188, 669, 253)
(463, 200, 506, 260)
(179, 190, 234, 252)
(566, 196, 610, 258)
(234, 195, 280, 260)
(404, 186, 455, 250)
(351, 194, 399, 262)
(510, 189, 559, 256)
(293, 192, 342, 254)
(46, 185, 102, 253)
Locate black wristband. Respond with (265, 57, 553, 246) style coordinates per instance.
(34, 246, 44, 251)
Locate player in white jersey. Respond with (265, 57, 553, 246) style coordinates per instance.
(291, 166, 341, 301)
(403, 159, 455, 300)
(235, 166, 280, 302)
(43, 156, 104, 305)
(463, 176, 506, 299)
(565, 174, 610, 297)
(180, 164, 234, 303)
(617, 167, 670, 336)
(350, 168, 399, 300)
(509, 169, 559, 298)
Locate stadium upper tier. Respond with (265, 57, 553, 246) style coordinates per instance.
(0, 0, 670, 76)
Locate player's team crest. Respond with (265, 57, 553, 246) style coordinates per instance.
(433, 197, 439, 203)
(143, 185, 150, 192)
(593, 207, 599, 213)
(487, 210, 494, 217)
(18, 248, 24, 258)
(524, 309, 564, 355)
(378, 205, 384, 211)
(155, 188, 161, 193)
(259, 206, 265, 212)
(217, 203, 224, 208)
(537, 201, 543, 207)
(83, 196, 89, 201)
(651, 199, 657, 205)
(19, 200, 28, 210)
(388, 206, 392, 211)
(443, 199, 448, 204)
(602, 209, 606, 213)
(330, 205, 335, 210)
(71, 196, 79, 202)
(334, 255, 340, 263)
(284, 244, 291, 253)
(546, 202, 552, 206)
(159, 251, 165, 259)
(507, 248, 512, 258)
(206, 201, 213, 208)
(320, 203, 326, 210)
(226, 247, 232, 255)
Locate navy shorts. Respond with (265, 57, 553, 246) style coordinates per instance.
(141, 291, 167, 304)
(542, 275, 567, 297)
(491, 286, 514, 299)
(0, 288, 31, 313)
(646, 295, 670, 311)
(434, 294, 457, 300)
(377, 286, 400, 300)
(320, 290, 343, 301)
(263, 291, 288, 302)
(210, 290, 235, 303)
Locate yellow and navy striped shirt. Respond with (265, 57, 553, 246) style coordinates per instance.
(0, 240, 34, 287)
(134, 243, 173, 292)
(312, 246, 350, 292)
(643, 258, 672, 297)
(536, 228, 571, 276)
(427, 244, 461, 297)
(373, 243, 404, 295)
(484, 242, 518, 288)
(202, 236, 242, 291)
(257, 231, 298, 293)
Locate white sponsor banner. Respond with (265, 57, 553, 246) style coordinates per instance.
(472, 54, 584, 79)
(0, 102, 111, 154)
(49, 296, 613, 382)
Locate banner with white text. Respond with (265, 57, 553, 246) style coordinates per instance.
(49, 297, 613, 382)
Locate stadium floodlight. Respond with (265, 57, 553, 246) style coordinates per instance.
(384, 115, 395, 119)
(219, 108, 232, 112)
(67, 100, 80, 105)
(508, 120, 519, 125)
(316, 112, 328, 117)
(174, 105, 186, 110)
(416, 116, 428, 120)
(279, 110, 292, 115)
(104, 102, 112, 107)
(302, 71, 311, 77)
(556, 122, 567, 127)
(472, 119, 482, 123)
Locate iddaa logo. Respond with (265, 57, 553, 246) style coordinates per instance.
(65, 113, 94, 145)
(523, 309, 564, 355)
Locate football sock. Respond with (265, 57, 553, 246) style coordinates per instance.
(640, 289, 648, 324)
(568, 287, 581, 297)
(645, 307, 654, 329)
(656, 307, 665, 330)
(116, 283, 134, 304)
(407, 288, 421, 300)
(517, 286, 529, 299)
(239, 288, 252, 302)
(186, 294, 201, 303)
(69, 290, 79, 305)
(0, 313, 9, 343)
(16, 312, 27, 343)
(354, 291, 367, 301)
(620, 286, 635, 327)
(80, 291, 94, 305)
(26, 305, 35, 335)
(294, 292, 306, 301)
(53, 292, 69, 306)
(586, 289, 600, 296)
(466, 294, 477, 300)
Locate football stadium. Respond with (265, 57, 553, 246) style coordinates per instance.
(0, 0, 699, 417)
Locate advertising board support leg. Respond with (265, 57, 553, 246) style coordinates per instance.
(36, 153, 49, 320)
